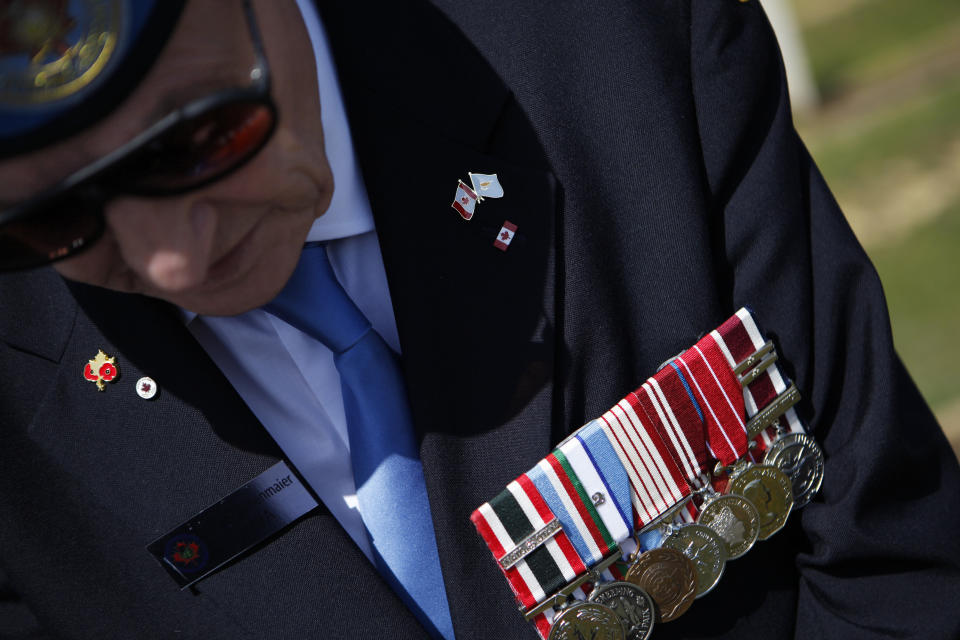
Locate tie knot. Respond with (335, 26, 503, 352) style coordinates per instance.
(263, 243, 371, 353)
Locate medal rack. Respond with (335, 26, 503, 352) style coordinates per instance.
(472, 308, 825, 640)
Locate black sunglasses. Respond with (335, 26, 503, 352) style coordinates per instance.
(0, 0, 277, 272)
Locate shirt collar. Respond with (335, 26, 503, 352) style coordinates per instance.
(296, 0, 375, 243)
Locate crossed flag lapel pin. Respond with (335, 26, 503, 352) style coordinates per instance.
(451, 172, 504, 221)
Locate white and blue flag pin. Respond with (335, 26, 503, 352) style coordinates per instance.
(469, 172, 505, 201)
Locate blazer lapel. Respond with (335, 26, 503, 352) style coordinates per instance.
(65, 281, 280, 456)
(323, 0, 564, 635)
(48, 282, 431, 637)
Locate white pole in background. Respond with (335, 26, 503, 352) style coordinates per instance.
(760, 0, 820, 113)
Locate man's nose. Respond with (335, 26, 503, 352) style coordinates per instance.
(104, 195, 218, 293)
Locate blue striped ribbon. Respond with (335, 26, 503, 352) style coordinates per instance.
(577, 420, 633, 536)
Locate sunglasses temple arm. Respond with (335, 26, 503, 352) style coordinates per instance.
(242, 0, 271, 89)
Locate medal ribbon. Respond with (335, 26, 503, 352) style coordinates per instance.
(472, 442, 631, 638)
(633, 375, 711, 486)
(528, 450, 617, 564)
(713, 308, 805, 450)
(668, 333, 748, 467)
(561, 425, 634, 544)
(471, 434, 635, 635)
(622, 376, 707, 523)
(599, 393, 691, 529)
(471, 476, 586, 610)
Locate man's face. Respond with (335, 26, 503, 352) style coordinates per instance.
(0, 0, 334, 316)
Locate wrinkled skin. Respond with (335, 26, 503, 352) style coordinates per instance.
(0, 0, 333, 316)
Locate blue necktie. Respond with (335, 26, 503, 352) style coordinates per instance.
(264, 242, 454, 639)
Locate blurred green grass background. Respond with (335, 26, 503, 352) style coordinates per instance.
(790, 0, 960, 456)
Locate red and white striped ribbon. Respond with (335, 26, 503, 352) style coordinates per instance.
(640, 379, 704, 482)
(628, 379, 706, 522)
(713, 308, 805, 451)
(598, 394, 691, 529)
(673, 333, 748, 467)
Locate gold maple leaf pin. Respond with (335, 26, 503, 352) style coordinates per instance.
(84, 349, 119, 391)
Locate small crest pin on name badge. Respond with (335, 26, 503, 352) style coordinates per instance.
(451, 172, 504, 220)
(83, 349, 119, 391)
(494, 221, 517, 252)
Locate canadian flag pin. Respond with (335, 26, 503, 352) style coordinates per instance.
(494, 221, 517, 252)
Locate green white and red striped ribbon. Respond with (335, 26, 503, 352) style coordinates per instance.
(471, 474, 588, 637)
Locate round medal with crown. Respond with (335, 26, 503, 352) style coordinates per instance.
(0, 0, 124, 105)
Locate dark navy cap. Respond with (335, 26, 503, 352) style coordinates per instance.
(0, 0, 187, 159)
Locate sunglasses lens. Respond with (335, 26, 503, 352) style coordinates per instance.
(120, 101, 275, 193)
(0, 101, 273, 271)
(0, 198, 104, 270)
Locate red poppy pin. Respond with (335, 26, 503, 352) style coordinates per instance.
(165, 534, 209, 574)
(83, 349, 119, 391)
(173, 540, 202, 567)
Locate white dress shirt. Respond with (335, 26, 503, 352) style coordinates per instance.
(182, 0, 398, 561)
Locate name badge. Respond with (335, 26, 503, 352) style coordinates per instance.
(147, 461, 318, 588)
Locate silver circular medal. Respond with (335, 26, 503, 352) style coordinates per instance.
(764, 433, 824, 508)
(661, 524, 728, 598)
(696, 493, 760, 559)
(588, 582, 655, 640)
(728, 465, 794, 540)
(549, 601, 625, 640)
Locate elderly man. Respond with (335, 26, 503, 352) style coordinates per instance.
(1, 1, 958, 639)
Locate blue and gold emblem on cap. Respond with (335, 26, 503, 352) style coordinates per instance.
(0, 0, 124, 105)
